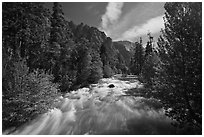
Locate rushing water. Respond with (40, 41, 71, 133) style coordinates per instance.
(5, 75, 179, 135)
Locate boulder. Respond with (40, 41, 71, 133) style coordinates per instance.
(108, 84, 115, 88)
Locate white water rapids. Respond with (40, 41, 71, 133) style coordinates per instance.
(5, 75, 179, 135)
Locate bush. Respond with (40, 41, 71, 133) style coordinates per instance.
(103, 65, 113, 78)
(88, 65, 103, 84)
(2, 59, 59, 130)
(59, 70, 77, 92)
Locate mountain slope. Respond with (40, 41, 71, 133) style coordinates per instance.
(114, 41, 135, 54)
(113, 40, 136, 67)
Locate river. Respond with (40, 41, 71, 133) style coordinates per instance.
(5, 75, 180, 135)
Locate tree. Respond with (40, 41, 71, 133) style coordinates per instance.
(130, 37, 144, 75)
(77, 48, 92, 85)
(117, 53, 127, 74)
(2, 3, 61, 130)
(145, 33, 154, 57)
(141, 34, 160, 86)
(100, 37, 117, 77)
(154, 2, 201, 130)
(88, 49, 103, 83)
(48, 2, 76, 92)
(73, 39, 92, 86)
(103, 65, 113, 78)
(49, 2, 65, 74)
(50, 2, 71, 46)
(2, 2, 51, 68)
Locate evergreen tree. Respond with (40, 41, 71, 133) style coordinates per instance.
(154, 2, 201, 129)
(100, 37, 117, 77)
(141, 34, 160, 86)
(145, 33, 153, 57)
(88, 49, 103, 83)
(141, 51, 159, 86)
(73, 39, 92, 86)
(130, 37, 144, 75)
(48, 2, 76, 91)
(2, 2, 51, 69)
(49, 2, 65, 74)
(117, 53, 127, 74)
(78, 48, 92, 85)
(2, 3, 61, 130)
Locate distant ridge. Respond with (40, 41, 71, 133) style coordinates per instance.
(113, 41, 135, 54)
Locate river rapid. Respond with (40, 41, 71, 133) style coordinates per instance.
(5, 75, 179, 135)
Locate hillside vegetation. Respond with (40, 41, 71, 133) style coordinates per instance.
(2, 2, 201, 134)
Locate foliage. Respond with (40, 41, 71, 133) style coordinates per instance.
(141, 52, 159, 87)
(130, 40, 145, 75)
(152, 2, 201, 130)
(103, 65, 113, 78)
(116, 53, 128, 74)
(2, 2, 51, 68)
(72, 39, 104, 86)
(2, 59, 59, 130)
(88, 49, 103, 83)
(76, 44, 92, 85)
(113, 41, 133, 68)
(2, 2, 138, 131)
(48, 2, 76, 92)
(100, 37, 119, 75)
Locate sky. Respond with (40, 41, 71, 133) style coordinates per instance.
(45, 2, 165, 43)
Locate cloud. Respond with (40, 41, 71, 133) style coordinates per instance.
(117, 15, 165, 41)
(97, 3, 165, 42)
(100, 2, 124, 35)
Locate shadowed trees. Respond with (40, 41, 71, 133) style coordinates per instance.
(130, 37, 145, 75)
(2, 2, 59, 130)
(144, 2, 202, 131)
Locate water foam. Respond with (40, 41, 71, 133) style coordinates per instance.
(6, 75, 175, 135)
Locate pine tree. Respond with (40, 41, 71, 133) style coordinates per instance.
(48, 2, 76, 92)
(2, 3, 61, 129)
(131, 37, 144, 75)
(88, 49, 103, 83)
(72, 38, 92, 86)
(145, 33, 153, 57)
(141, 34, 160, 86)
(49, 2, 65, 73)
(117, 53, 127, 74)
(100, 37, 117, 77)
(155, 2, 202, 129)
(2, 2, 51, 68)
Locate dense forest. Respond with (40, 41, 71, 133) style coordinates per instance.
(2, 2, 202, 133)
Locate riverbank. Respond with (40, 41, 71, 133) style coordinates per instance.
(4, 75, 186, 135)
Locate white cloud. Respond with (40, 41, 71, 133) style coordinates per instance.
(118, 15, 164, 41)
(100, 2, 124, 35)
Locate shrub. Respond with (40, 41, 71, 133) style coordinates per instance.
(88, 65, 103, 84)
(2, 59, 59, 130)
(59, 70, 77, 92)
(103, 65, 113, 78)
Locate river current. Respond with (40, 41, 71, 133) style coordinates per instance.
(5, 75, 179, 135)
